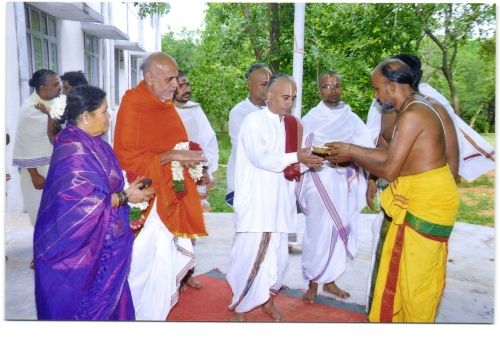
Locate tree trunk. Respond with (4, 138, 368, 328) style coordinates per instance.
(441, 64, 461, 116)
(241, 5, 264, 62)
(268, 3, 280, 73)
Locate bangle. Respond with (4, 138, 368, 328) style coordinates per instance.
(116, 192, 123, 206)
(116, 191, 128, 206)
(121, 190, 129, 205)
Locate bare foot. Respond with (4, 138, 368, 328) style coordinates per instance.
(323, 281, 350, 299)
(302, 281, 318, 304)
(261, 299, 284, 322)
(186, 276, 203, 289)
(230, 312, 246, 322)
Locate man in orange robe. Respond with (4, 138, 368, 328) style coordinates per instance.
(114, 52, 207, 320)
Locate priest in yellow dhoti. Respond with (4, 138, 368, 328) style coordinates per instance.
(326, 58, 460, 322)
(369, 166, 458, 322)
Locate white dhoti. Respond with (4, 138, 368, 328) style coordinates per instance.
(299, 102, 373, 285)
(227, 232, 288, 313)
(128, 200, 195, 320)
(299, 165, 363, 283)
(20, 165, 49, 225)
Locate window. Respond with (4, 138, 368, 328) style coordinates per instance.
(25, 4, 58, 76)
(84, 32, 100, 86)
(131, 56, 138, 87)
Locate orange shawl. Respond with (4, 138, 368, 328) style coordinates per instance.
(114, 81, 206, 238)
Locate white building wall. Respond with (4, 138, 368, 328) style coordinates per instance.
(5, 2, 24, 213)
(58, 21, 85, 73)
(4, 2, 162, 214)
(113, 3, 129, 38)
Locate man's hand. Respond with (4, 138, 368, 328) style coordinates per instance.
(297, 148, 323, 169)
(324, 142, 352, 164)
(198, 171, 211, 185)
(30, 172, 45, 190)
(160, 149, 206, 167)
(35, 102, 50, 115)
(366, 179, 378, 210)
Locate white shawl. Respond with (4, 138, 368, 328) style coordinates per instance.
(13, 91, 54, 167)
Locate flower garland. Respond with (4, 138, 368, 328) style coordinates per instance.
(49, 94, 66, 120)
(122, 172, 150, 230)
(171, 141, 204, 193)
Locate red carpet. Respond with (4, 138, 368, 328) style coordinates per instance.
(167, 269, 367, 322)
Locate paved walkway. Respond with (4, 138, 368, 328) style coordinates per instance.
(4, 211, 495, 325)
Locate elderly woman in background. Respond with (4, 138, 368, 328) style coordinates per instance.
(33, 85, 154, 320)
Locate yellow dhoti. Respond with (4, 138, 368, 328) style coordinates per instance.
(368, 165, 459, 323)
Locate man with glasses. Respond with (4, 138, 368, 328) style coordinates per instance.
(297, 70, 374, 304)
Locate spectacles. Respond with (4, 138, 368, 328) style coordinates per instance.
(320, 84, 342, 90)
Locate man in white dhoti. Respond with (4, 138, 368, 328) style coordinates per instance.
(13, 69, 61, 226)
(174, 70, 219, 212)
(227, 74, 323, 321)
(174, 70, 219, 290)
(114, 52, 207, 320)
(226, 63, 272, 205)
(297, 71, 374, 303)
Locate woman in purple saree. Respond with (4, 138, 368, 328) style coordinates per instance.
(33, 86, 154, 320)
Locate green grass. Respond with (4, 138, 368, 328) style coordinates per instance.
(207, 166, 233, 212)
(456, 193, 495, 226)
(458, 174, 494, 188)
(217, 132, 231, 166)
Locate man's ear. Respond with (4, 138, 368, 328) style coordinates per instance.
(387, 80, 397, 94)
(266, 91, 272, 102)
(144, 72, 153, 86)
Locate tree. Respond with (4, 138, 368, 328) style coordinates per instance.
(413, 3, 495, 116)
(133, 2, 170, 18)
(162, 31, 199, 72)
(162, 2, 495, 134)
(301, 3, 424, 119)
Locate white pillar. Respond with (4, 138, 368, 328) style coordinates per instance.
(292, 3, 305, 118)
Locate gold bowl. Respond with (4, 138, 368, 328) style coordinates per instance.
(312, 145, 329, 157)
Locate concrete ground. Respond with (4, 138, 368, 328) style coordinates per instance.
(3, 211, 495, 324)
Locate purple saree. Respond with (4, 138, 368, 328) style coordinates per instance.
(34, 124, 135, 320)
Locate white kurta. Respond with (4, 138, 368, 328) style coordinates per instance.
(176, 101, 219, 208)
(365, 83, 495, 181)
(298, 102, 374, 284)
(128, 200, 195, 320)
(226, 98, 264, 200)
(175, 101, 219, 177)
(233, 108, 298, 233)
(227, 108, 298, 313)
(13, 92, 54, 225)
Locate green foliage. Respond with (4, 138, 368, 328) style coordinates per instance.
(162, 31, 198, 72)
(133, 2, 170, 18)
(301, 3, 426, 119)
(420, 37, 496, 132)
(161, 2, 495, 147)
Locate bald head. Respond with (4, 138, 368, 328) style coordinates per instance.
(266, 74, 297, 116)
(142, 52, 179, 100)
(247, 65, 272, 106)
